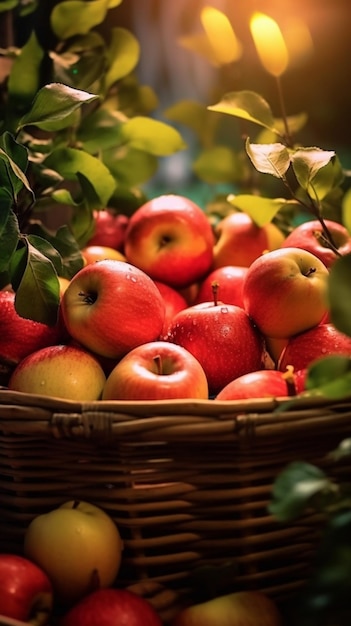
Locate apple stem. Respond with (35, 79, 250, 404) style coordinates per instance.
(153, 354, 163, 375)
(304, 267, 317, 277)
(72, 500, 80, 509)
(282, 365, 297, 396)
(211, 281, 220, 306)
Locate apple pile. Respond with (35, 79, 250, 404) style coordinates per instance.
(2, 193, 351, 402)
(0, 499, 284, 626)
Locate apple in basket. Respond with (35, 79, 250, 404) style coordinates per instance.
(0, 553, 53, 625)
(102, 341, 209, 400)
(153, 280, 188, 340)
(59, 588, 162, 626)
(215, 367, 306, 400)
(212, 211, 285, 269)
(124, 194, 215, 289)
(278, 323, 351, 372)
(280, 218, 351, 268)
(242, 247, 329, 339)
(166, 289, 264, 396)
(8, 344, 106, 401)
(171, 590, 283, 626)
(24, 500, 123, 607)
(60, 259, 166, 359)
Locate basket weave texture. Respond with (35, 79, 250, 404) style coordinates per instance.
(1, 389, 351, 620)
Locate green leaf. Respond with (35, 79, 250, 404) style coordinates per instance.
(26, 235, 63, 276)
(28, 223, 84, 278)
(291, 147, 335, 199)
(0, 132, 31, 198)
(227, 194, 289, 226)
(51, 0, 111, 39)
(328, 253, 351, 336)
(78, 109, 123, 153)
(306, 356, 351, 399)
(246, 139, 290, 178)
(193, 146, 241, 184)
(8, 32, 44, 107)
(18, 83, 99, 130)
(341, 188, 351, 234)
(9, 240, 60, 325)
(44, 147, 116, 208)
(105, 28, 140, 90)
(0, 207, 20, 273)
(269, 461, 335, 522)
(0, 1, 19, 11)
(119, 117, 186, 156)
(329, 438, 351, 462)
(208, 90, 278, 133)
(69, 200, 96, 247)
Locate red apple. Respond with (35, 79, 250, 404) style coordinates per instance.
(102, 340, 209, 400)
(194, 265, 248, 308)
(0, 290, 66, 375)
(8, 344, 107, 401)
(0, 554, 53, 625)
(166, 298, 264, 395)
(281, 219, 351, 268)
(154, 280, 188, 339)
(87, 209, 129, 251)
(124, 194, 215, 288)
(60, 260, 166, 359)
(213, 211, 285, 269)
(81, 245, 127, 265)
(243, 247, 329, 339)
(60, 588, 162, 626)
(24, 501, 123, 608)
(216, 367, 304, 400)
(278, 323, 351, 372)
(172, 590, 283, 626)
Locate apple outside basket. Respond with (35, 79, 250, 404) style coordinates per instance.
(1, 388, 351, 624)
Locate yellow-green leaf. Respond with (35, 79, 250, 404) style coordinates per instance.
(208, 90, 278, 133)
(119, 117, 186, 156)
(105, 28, 140, 90)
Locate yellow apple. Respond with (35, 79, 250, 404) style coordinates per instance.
(8, 344, 106, 401)
(24, 500, 123, 607)
(172, 590, 283, 626)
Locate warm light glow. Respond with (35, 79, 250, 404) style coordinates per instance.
(201, 6, 242, 65)
(282, 18, 314, 67)
(250, 12, 289, 77)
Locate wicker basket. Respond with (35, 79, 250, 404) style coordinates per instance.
(1, 388, 351, 623)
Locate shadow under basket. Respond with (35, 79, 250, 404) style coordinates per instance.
(1, 389, 351, 622)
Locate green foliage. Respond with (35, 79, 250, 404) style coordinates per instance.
(0, 0, 185, 324)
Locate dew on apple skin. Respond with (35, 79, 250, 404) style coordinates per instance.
(220, 306, 229, 313)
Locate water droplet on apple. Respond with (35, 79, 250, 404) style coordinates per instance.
(220, 306, 229, 313)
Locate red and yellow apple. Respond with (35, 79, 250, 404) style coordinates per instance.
(24, 500, 123, 607)
(102, 341, 209, 401)
(154, 280, 188, 339)
(124, 194, 215, 288)
(281, 218, 351, 268)
(0, 554, 53, 625)
(8, 344, 106, 401)
(60, 260, 166, 359)
(243, 247, 329, 339)
(213, 212, 285, 269)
